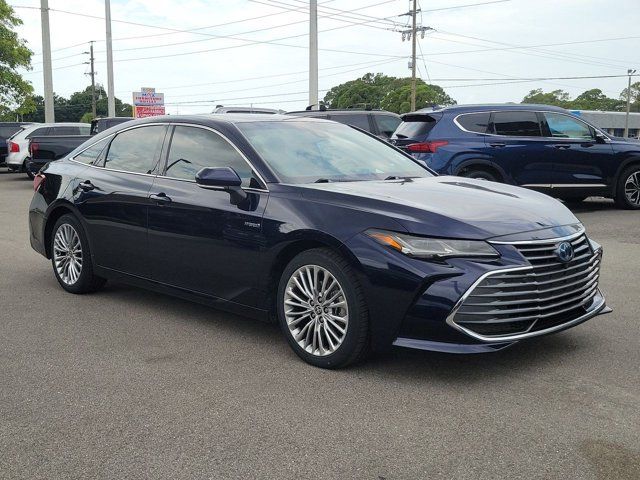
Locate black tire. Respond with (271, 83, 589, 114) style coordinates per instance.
(50, 214, 106, 294)
(277, 248, 369, 368)
(614, 165, 640, 210)
(460, 168, 498, 182)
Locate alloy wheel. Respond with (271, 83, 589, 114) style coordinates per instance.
(53, 223, 83, 285)
(284, 265, 349, 356)
(624, 171, 640, 206)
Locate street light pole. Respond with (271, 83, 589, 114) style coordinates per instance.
(624, 69, 636, 138)
(309, 0, 318, 109)
(40, 0, 54, 122)
(105, 0, 116, 117)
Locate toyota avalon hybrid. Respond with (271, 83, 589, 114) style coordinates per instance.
(28, 115, 611, 368)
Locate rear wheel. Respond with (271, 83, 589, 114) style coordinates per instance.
(277, 248, 369, 368)
(459, 167, 498, 182)
(51, 214, 106, 293)
(615, 165, 640, 209)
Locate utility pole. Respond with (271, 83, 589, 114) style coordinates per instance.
(84, 42, 97, 118)
(410, 0, 417, 111)
(105, 0, 116, 117)
(398, 4, 432, 112)
(309, 0, 318, 110)
(624, 69, 636, 138)
(40, 0, 54, 122)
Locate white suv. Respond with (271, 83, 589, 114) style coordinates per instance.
(6, 123, 90, 176)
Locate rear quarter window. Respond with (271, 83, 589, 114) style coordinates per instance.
(393, 114, 440, 139)
(456, 112, 490, 134)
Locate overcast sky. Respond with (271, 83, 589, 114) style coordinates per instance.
(11, 0, 640, 115)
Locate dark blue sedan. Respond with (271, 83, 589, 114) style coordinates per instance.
(391, 104, 640, 209)
(28, 115, 610, 368)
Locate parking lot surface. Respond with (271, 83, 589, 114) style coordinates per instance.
(1, 171, 639, 479)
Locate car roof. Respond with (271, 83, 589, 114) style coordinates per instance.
(118, 113, 331, 126)
(410, 103, 569, 115)
(287, 109, 399, 116)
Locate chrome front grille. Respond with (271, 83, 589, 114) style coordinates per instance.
(450, 233, 603, 340)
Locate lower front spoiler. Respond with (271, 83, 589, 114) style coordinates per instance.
(393, 293, 612, 354)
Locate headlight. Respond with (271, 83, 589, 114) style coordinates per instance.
(366, 229, 499, 259)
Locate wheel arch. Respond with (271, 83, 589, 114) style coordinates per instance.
(454, 159, 507, 182)
(612, 156, 640, 196)
(43, 201, 83, 259)
(265, 232, 363, 320)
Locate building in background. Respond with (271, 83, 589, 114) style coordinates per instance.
(571, 110, 640, 138)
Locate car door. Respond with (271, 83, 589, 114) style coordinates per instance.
(487, 110, 553, 187)
(147, 124, 269, 304)
(540, 111, 614, 190)
(74, 124, 168, 277)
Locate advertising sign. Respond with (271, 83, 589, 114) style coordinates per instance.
(133, 87, 165, 118)
(134, 106, 166, 118)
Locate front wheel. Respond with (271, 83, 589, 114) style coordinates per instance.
(277, 248, 369, 368)
(615, 165, 640, 209)
(51, 214, 106, 293)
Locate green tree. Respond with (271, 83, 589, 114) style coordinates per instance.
(572, 88, 624, 111)
(522, 88, 571, 107)
(0, 1, 34, 120)
(323, 73, 455, 113)
(620, 81, 640, 112)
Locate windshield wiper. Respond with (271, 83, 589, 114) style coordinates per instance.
(314, 178, 332, 183)
(384, 175, 417, 181)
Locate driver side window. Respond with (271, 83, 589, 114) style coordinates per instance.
(164, 126, 258, 188)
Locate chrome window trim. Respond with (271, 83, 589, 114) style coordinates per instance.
(452, 110, 609, 140)
(162, 122, 269, 192)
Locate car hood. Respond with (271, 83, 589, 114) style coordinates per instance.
(299, 176, 580, 240)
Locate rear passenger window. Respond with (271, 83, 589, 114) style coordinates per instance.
(26, 127, 50, 139)
(491, 111, 542, 137)
(51, 126, 82, 135)
(332, 114, 371, 131)
(73, 137, 110, 165)
(164, 126, 258, 187)
(104, 125, 166, 174)
(374, 115, 401, 138)
(457, 112, 490, 134)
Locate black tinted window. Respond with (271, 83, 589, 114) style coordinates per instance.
(73, 137, 110, 165)
(491, 111, 541, 137)
(374, 115, 401, 138)
(105, 125, 166, 174)
(0, 126, 23, 138)
(457, 112, 490, 134)
(331, 114, 371, 131)
(393, 114, 439, 139)
(26, 127, 50, 138)
(51, 126, 88, 135)
(165, 126, 255, 187)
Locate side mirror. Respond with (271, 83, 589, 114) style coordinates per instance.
(594, 132, 608, 144)
(195, 167, 247, 205)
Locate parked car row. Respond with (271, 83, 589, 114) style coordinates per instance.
(29, 114, 610, 368)
(1, 117, 133, 178)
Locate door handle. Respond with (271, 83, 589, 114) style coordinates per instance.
(489, 143, 506, 148)
(553, 144, 570, 149)
(78, 180, 95, 191)
(150, 192, 172, 204)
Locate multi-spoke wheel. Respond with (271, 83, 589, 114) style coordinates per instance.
(278, 249, 369, 368)
(284, 265, 349, 356)
(53, 224, 83, 285)
(50, 214, 106, 293)
(615, 165, 640, 210)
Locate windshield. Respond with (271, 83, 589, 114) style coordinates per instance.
(237, 120, 432, 184)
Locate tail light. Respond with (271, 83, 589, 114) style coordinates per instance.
(407, 140, 449, 153)
(30, 142, 39, 157)
(33, 173, 46, 192)
(8, 141, 19, 153)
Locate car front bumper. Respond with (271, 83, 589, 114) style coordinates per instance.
(346, 227, 610, 353)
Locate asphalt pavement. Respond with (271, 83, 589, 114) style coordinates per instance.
(1, 170, 638, 480)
